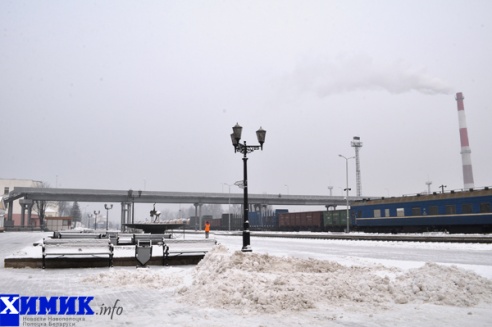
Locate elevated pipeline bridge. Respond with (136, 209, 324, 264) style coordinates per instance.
(2, 187, 371, 231)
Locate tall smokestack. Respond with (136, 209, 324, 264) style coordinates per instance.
(455, 92, 475, 189)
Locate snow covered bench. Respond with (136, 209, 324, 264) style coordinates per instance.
(133, 233, 172, 245)
(162, 239, 217, 265)
(53, 232, 104, 239)
(115, 233, 173, 245)
(42, 238, 114, 269)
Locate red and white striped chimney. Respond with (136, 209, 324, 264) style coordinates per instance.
(455, 92, 475, 189)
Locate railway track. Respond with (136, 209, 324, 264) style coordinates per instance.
(213, 231, 492, 244)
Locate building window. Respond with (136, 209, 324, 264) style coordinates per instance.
(428, 206, 439, 215)
(3, 187, 8, 195)
(411, 207, 421, 216)
(462, 203, 473, 214)
(480, 203, 491, 213)
(374, 209, 381, 218)
(445, 205, 456, 215)
(396, 208, 405, 217)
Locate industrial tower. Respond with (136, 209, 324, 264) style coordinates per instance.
(351, 136, 363, 196)
(455, 92, 475, 189)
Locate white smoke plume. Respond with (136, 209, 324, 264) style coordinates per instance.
(291, 54, 453, 96)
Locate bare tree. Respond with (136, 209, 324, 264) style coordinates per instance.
(33, 181, 50, 230)
(57, 201, 71, 216)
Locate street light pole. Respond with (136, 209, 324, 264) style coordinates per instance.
(104, 204, 113, 231)
(93, 210, 100, 230)
(231, 123, 266, 252)
(339, 154, 354, 233)
(87, 213, 93, 229)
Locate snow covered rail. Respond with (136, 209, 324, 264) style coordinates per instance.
(220, 232, 492, 243)
(42, 238, 114, 269)
(163, 239, 217, 265)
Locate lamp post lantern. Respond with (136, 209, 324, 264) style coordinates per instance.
(339, 154, 354, 233)
(104, 204, 113, 231)
(231, 123, 266, 252)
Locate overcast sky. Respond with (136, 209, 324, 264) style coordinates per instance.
(2, 1, 492, 210)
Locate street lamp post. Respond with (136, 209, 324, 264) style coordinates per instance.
(104, 204, 113, 231)
(339, 154, 355, 233)
(231, 123, 266, 252)
(93, 210, 100, 230)
(87, 213, 93, 229)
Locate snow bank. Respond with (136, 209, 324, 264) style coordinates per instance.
(177, 245, 492, 314)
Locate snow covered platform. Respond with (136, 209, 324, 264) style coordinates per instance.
(4, 238, 217, 268)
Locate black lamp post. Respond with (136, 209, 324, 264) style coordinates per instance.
(93, 210, 100, 230)
(231, 123, 266, 252)
(87, 213, 93, 229)
(104, 204, 113, 231)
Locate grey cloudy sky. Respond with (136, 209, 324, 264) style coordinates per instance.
(2, 1, 492, 207)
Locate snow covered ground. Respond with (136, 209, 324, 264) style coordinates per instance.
(1, 231, 492, 326)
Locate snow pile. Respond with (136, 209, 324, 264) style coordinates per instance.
(83, 268, 184, 289)
(177, 245, 492, 314)
(393, 263, 492, 306)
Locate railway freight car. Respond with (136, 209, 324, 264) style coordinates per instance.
(323, 210, 350, 232)
(250, 209, 288, 231)
(221, 213, 243, 231)
(352, 187, 492, 233)
(278, 210, 324, 231)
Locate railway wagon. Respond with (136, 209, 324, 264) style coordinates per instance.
(248, 212, 261, 229)
(221, 213, 243, 231)
(352, 187, 492, 233)
(248, 209, 286, 231)
(209, 218, 222, 230)
(278, 211, 323, 231)
(323, 210, 350, 232)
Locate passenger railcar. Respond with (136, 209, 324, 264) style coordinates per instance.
(352, 187, 492, 233)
